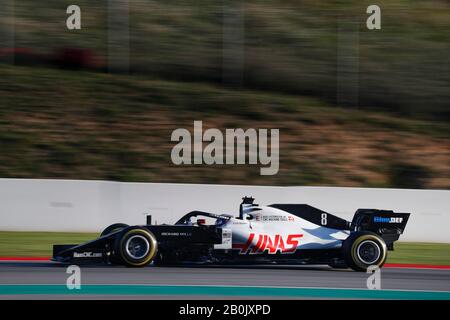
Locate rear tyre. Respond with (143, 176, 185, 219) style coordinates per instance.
(101, 223, 129, 237)
(114, 228, 158, 267)
(342, 231, 387, 272)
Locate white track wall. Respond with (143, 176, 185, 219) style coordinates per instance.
(0, 178, 449, 242)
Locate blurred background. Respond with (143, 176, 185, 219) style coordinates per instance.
(0, 0, 449, 188)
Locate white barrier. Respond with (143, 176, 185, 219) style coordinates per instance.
(0, 178, 449, 242)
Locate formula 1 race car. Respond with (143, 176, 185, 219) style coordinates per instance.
(53, 197, 410, 271)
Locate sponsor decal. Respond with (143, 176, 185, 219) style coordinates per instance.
(373, 216, 403, 223)
(73, 252, 102, 258)
(161, 232, 192, 236)
(255, 214, 294, 222)
(233, 233, 303, 255)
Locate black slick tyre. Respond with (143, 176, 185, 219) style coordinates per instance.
(342, 231, 387, 272)
(114, 228, 158, 267)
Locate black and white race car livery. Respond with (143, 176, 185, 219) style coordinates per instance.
(53, 197, 410, 271)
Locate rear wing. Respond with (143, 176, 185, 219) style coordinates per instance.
(351, 209, 410, 250)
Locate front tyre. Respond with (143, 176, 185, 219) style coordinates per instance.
(114, 228, 158, 267)
(342, 231, 387, 272)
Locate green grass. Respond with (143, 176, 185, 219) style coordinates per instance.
(387, 242, 450, 265)
(0, 231, 97, 257)
(0, 231, 449, 266)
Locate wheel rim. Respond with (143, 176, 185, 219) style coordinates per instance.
(356, 240, 381, 265)
(125, 235, 150, 260)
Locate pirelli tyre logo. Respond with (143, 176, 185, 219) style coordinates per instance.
(233, 233, 303, 255)
(373, 216, 403, 223)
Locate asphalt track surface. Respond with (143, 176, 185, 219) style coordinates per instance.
(0, 262, 449, 299)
